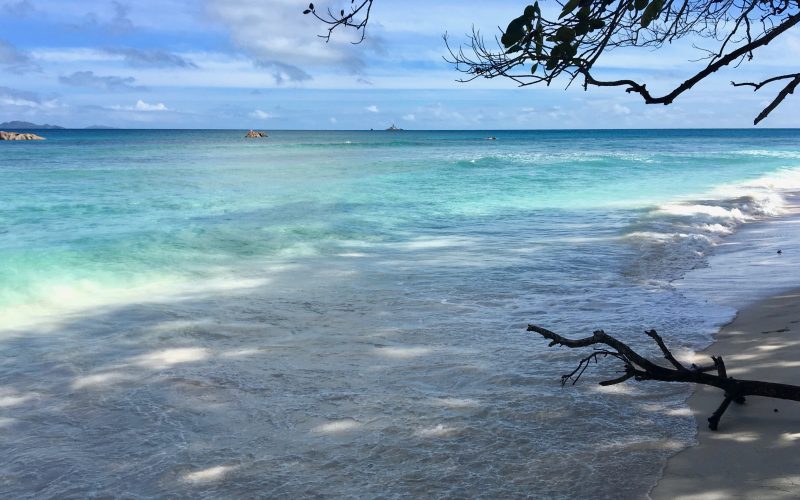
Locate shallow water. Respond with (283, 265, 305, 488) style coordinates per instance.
(2, 129, 800, 497)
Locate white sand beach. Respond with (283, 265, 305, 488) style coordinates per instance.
(652, 290, 800, 499)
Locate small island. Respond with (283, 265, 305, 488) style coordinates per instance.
(386, 123, 403, 131)
(245, 130, 268, 138)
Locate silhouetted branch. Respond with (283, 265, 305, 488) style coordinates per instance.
(731, 73, 800, 124)
(305, 0, 800, 124)
(303, 0, 374, 43)
(577, 11, 800, 107)
(528, 324, 800, 430)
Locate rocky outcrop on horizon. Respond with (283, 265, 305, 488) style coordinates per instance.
(245, 130, 267, 138)
(0, 131, 45, 140)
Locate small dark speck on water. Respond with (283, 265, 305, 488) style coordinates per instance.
(774, 408, 779, 413)
(777, 249, 782, 254)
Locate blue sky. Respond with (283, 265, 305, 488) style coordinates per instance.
(0, 0, 798, 129)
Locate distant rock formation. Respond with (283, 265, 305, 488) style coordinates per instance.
(245, 130, 267, 138)
(0, 121, 63, 130)
(386, 123, 403, 131)
(0, 131, 45, 141)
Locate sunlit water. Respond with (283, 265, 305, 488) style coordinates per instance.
(2, 129, 800, 498)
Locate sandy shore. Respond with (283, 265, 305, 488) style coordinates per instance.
(651, 290, 800, 499)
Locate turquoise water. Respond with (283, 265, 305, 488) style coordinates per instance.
(1, 129, 800, 497)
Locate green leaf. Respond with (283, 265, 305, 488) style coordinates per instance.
(589, 19, 605, 30)
(535, 34, 544, 56)
(640, 0, 663, 27)
(531, 63, 539, 74)
(554, 26, 576, 43)
(559, 0, 581, 19)
(501, 15, 529, 48)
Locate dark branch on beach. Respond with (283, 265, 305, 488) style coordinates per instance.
(528, 324, 800, 430)
(305, 0, 800, 124)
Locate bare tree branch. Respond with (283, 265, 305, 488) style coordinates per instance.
(528, 324, 800, 430)
(733, 73, 800, 124)
(303, 0, 375, 43)
(306, 0, 800, 125)
(580, 12, 800, 107)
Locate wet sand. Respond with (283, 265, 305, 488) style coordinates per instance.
(651, 290, 800, 499)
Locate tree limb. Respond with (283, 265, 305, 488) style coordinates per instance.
(303, 0, 374, 43)
(581, 12, 800, 107)
(528, 324, 800, 430)
(305, 1, 800, 123)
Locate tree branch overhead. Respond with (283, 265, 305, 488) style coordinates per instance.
(306, 0, 800, 124)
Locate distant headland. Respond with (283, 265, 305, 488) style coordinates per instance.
(0, 121, 64, 130)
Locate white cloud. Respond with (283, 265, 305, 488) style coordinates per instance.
(366, 104, 379, 113)
(69, 0, 134, 35)
(0, 38, 39, 73)
(329, 117, 337, 124)
(135, 99, 167, 111)
(110, 99, 169, 111)
(613, 103, 631, 115)
(0, 86, 59, 109)
(205, 0, 368, 82)
(249, 109, 271, 119)
(402, 113, 415, 121)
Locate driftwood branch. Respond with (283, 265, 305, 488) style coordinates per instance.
(528, 324, 800, 430)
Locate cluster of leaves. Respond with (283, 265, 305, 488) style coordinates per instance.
(500, 1, 610, 74)
(473, 0, 679, 84)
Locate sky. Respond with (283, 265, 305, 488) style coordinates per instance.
(0, 0, 798, 129)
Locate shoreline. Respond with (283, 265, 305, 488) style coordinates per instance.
(650, 290, 800, 499)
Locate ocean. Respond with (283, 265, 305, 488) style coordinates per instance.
(1, 129, 799, 497)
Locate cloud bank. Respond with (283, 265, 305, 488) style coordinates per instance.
(0, 38, 39, 73)
(59, 70, 144, 91)
(105, 48, 198, 68)
(205, 0, 368, 82)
